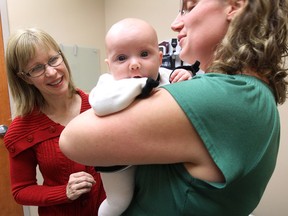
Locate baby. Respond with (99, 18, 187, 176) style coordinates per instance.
(89, 18, 196, 216)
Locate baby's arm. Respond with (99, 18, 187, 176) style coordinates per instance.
(89, 73, 151, 116)
(169, 69, 192, 83)
(169, 60, 201, 83)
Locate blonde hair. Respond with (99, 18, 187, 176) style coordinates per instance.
(5, 28, 77, 116)
(208, 0, 288, 104)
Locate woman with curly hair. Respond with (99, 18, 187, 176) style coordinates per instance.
(60, 0, 288, 215)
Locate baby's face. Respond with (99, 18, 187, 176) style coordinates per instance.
(105, 21, 163, 81)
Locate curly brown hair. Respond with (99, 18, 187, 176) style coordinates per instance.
(208, 0, 288, 104)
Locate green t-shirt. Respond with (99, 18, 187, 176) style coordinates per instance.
(123, 73, 280, 216)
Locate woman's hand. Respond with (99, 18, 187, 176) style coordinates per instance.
(66, 171, 96, 200)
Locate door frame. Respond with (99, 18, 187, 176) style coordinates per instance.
(0, 1, 29, 215)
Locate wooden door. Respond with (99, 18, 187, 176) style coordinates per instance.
(0, 15, 24, 216)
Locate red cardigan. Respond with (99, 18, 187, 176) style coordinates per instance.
(4, 90, 106, 216)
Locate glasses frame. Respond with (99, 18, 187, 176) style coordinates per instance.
(21, 51, 63, 78)
(179, 0, 192, 16)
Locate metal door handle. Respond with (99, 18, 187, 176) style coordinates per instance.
(0, 125, 8, 137)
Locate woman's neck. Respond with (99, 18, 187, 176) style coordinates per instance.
(242, 69, 270, 85)
(42, 93, 81, 125)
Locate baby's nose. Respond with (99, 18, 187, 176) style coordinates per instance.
(129, 58, 141, 70)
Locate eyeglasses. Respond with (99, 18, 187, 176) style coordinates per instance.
(22, 52, 63, 78)
(179, 0, 193, 16)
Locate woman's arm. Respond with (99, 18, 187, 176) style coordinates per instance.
(9, 148, 68, 205)
(60, 88, 224, 182)
(61, 88, 205, 165)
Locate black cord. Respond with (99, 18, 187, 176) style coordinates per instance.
(137, 77, 160, 98)
(169, 60, 200, 82)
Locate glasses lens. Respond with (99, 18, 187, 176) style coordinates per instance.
(49, 54, 63, 67)
(28, 65, 46, 77)
(179, 0, 192, 16)
(26, 53, 63, 78)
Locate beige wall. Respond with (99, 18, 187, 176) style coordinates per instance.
(2, 0, 288, 215)
(6, 0, 107, 73)
(253, 102, 288, 216)
(104, 0, 179, 42)
(5, 0, 179, 73)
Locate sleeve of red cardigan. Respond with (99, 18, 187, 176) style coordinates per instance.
(9, 147, 70, 206)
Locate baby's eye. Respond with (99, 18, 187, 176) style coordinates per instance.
(140, 51, 149, 57)
(117, 55, 127, 62)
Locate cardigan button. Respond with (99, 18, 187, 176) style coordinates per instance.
(26, 135, 34, 142)
(48, 126, 56, 133)
(8, 146, 15, 153)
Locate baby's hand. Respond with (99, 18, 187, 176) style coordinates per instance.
(169, 69, 192, 83)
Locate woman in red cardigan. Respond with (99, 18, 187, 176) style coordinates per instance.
(4, 28, 106, 216)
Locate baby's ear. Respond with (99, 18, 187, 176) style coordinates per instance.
(159, 50, 163, 65)
(105, 58, 111, 70)
(226, 0, 247, 21)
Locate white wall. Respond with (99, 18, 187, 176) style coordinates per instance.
(2, 0, 288, 215)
